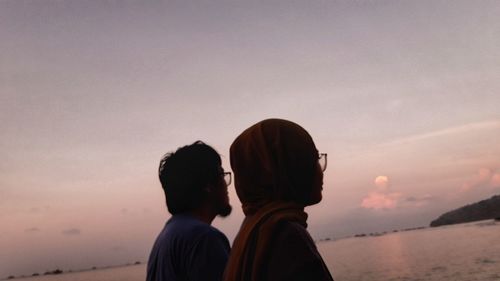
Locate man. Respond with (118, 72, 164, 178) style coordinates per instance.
(146, 141, 232, 281)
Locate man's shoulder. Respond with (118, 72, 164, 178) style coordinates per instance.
(165, 215, 228, 243)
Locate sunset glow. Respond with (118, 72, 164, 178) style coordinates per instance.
(1, 0, 500, 277)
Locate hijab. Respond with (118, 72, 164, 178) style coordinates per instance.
(229, 118, 319, 214)
(224, 119, 324, 281)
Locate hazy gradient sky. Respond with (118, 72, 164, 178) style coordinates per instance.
(1, 0, 500, 277)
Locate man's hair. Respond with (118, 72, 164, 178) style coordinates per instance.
(158, 141, 222, 214)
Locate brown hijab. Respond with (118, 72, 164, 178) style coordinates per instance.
(224, 119, 331, 281)
(229, 118, 319, 214)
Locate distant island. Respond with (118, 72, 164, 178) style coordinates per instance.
(430, 195, 500, 227)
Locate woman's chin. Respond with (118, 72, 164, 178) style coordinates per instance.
(306, 192, 323, 206)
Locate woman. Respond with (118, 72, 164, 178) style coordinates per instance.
(224, 119, 334, 281)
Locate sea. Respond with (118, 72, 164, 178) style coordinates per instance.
(8, 219, 500, 281)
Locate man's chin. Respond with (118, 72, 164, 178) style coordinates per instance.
(218, 204, 232, 218)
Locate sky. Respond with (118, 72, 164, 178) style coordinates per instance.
(1, 0, 500, 277)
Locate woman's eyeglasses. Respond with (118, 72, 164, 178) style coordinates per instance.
(222, 154, 324, 186)
(319, 153, 327, 172)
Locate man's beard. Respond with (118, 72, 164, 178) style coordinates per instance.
(218, 204, 232, 218)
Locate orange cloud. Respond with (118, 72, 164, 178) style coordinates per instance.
(374, 176, 389, 191)
(461, 168, 500, 192)
(361, 191, 402, 210)
(478, 168, 493, 180)
(361, 175, 402, 210)
(491, 173, 500, 187)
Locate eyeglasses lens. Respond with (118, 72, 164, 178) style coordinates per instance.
(224, 172, 232, 185)
(319, 153, 327, 172)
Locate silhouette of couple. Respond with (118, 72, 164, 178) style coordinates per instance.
(146, 119, 334, 281)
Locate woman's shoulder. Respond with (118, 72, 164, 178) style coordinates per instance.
(275, 220, 316, 244)
(266, 221, 333, 280)
(269, 220, 320, 260)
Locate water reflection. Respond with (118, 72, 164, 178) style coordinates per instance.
(319, 220, 500, 281)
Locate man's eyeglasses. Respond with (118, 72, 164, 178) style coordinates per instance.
(319, 153, 327, 172)
(223, 172, 232, 186)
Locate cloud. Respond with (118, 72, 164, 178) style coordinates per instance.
(25, 227, 40, 233)
(491, 173, 500, 187)
(61, 228, 81, 236)
(461, 168, 500, 192)
(374, 176, 389, 191)
(361, 176, 402, 210)
(404, 195, 435, 207)
(361, 192, 402, 210)
(383, 120, 500, 146)
(361, 176, 435, 210)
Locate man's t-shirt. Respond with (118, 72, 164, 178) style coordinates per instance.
(146, 214, 231, 281)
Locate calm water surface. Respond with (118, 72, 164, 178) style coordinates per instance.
(11, 220, 500, 281)
(321, 219, 500, 281)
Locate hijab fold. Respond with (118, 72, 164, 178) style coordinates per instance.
(223, 201, 307, 281)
